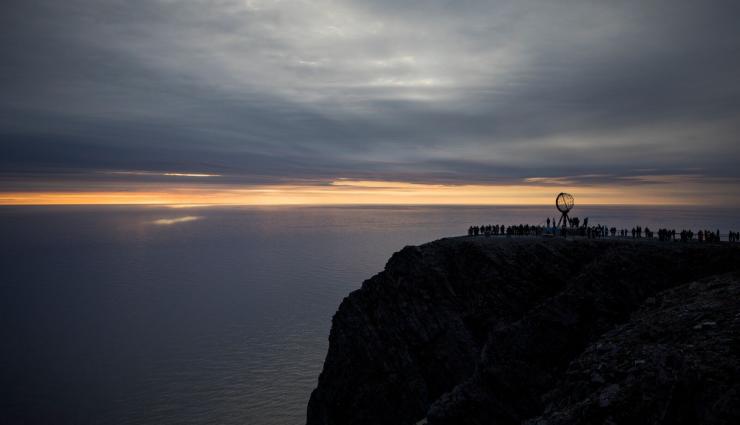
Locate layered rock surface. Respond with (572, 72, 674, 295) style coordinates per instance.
(307, 237, 740, 425)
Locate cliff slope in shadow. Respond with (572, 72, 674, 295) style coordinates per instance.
(307, 237, 740, 425)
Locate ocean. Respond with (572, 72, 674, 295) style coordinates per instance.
(1, 205, 738, 424)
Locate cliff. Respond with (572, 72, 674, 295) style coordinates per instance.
(307, 237, 740, 425)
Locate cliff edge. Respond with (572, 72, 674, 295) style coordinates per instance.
(307, 237, 740, 425)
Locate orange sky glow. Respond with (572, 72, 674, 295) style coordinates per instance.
(1, 178, 737, 206)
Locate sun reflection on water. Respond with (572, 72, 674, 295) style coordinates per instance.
(152, 216, 203, 225)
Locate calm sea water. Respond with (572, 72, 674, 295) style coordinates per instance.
(1, 205, 738, 424)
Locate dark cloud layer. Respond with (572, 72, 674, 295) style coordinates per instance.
(2, 0, 740, 193)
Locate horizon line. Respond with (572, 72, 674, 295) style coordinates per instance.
(0, 202, 728, 208)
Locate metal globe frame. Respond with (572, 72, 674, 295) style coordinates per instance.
(556, 192, 574, 227)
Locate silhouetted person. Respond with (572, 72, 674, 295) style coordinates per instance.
(546, 218, 550, 227)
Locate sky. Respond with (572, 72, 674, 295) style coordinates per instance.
(1, 0, 739, 205)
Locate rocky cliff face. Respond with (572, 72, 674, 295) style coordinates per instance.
(307, 238, 740, 425)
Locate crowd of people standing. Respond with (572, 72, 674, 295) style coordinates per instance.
(698, 229, 721, 243)
(468, 224, 545, 237)
(466, 221, 737, 243)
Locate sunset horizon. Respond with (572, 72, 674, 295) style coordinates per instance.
(3, 2, 740, 206)
(3, 1, 739, 424)
(3, 178, 738, 206)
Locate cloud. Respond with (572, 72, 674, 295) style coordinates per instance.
(1, 0, 739, 201)
(108, 171, 221, 178)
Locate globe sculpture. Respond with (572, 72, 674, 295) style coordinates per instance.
(555, 192, 574, 227)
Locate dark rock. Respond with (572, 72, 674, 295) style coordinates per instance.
(527, 272, 740, 425)
(307, 237, 740, 425)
